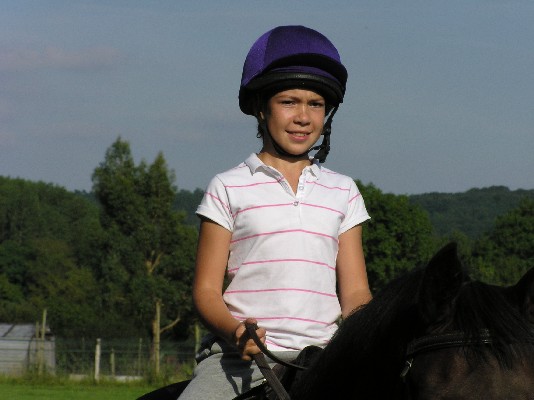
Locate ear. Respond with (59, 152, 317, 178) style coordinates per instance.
(418, 242, 465, 325)
(507, 267, 534, 323)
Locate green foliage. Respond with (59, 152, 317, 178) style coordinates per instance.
(174, 188, 204, 227)
(471, 198, 534, 285)
(0, 178, 104, 331)
(357, 181, 435, 292)
(0, 139, 198, 339)
(1, 146, 533, 341)
(409, 186, 534, 238)
(91, 137, 197, 338)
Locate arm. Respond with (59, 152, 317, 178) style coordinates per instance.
(193, 218, 265, 360)
(336, 224, 372, 318)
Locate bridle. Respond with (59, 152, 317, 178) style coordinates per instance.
(400, 329, 493, 379)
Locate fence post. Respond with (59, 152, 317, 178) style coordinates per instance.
(38, 309, 47, 375)
(94, 338, 101, 382)
(137, 338, 142, 376)
(110, 348, 115, 378)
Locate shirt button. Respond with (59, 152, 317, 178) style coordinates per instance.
(293, 201, 299, 206)
(298, 185, 304, 190)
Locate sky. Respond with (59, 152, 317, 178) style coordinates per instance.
(1, 1, 533, 195)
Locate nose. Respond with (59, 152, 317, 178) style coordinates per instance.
(294, 105, 311, 124)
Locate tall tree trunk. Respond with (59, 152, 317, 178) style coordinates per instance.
(151, 299, 161, 376)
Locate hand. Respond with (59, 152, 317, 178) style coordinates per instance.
(233, 317, 266, 361)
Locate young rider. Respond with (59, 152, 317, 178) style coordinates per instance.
(178, 25, 372, 399)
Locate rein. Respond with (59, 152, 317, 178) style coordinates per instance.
(400, 329, 493, 379)
(243, 321, 308, 400)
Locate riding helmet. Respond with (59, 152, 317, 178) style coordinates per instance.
(239, 25, 348, 116)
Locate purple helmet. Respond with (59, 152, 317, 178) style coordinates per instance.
(239, 25, 348, 115)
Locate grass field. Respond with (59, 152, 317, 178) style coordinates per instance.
(0, 381, 165, 400)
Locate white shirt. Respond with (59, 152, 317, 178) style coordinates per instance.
(196, 153, 370, 351)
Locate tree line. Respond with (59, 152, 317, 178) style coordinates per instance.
(1, 137, 533, 343)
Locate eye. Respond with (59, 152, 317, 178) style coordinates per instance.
(280, 98, 295, 105)
(310, 100, 325, 108)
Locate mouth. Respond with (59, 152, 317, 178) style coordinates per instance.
(288, 131, 310, 140)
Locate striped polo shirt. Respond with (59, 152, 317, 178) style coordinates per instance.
(196, 153, 370, 351)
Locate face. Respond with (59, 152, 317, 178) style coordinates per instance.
(261, 89, 326, 158)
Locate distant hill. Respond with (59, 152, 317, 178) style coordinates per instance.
(408, 186, 534, 238)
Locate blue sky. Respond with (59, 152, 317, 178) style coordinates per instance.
(1, 1, 533, 194)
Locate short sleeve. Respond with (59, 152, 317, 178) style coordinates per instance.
(195, 175, 234, 232)
(339, 180, 370, 235)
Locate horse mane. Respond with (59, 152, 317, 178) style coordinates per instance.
(449, 279, 534, 368)
(291, 266, 426, 399)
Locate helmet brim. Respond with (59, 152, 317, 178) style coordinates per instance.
(239, 72, 344, 115)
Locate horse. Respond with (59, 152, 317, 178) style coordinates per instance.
(139, 242, 534, 399)
(287, 242, 534, 399)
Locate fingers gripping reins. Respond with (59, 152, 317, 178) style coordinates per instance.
(244, 321, 307, 371)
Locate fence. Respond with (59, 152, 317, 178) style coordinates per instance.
(1, 336, 196, 379)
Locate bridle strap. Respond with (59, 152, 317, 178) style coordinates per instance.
(401, 329, 494, 380)
(406, 329, 493, 358)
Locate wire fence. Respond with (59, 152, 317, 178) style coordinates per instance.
(0, 336, 196, 379)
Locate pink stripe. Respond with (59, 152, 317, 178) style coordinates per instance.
(230, 229, 338, 244)
(242, 258, 335, 271)
(233, 203, 293, 217)
(205, 191, 231, 214)
(230, 313, 330, 326)
(349, 193, 362, 203)
(263, 337, 329, 349)
(225, 179, 283, 189)
(301, 202, 345, 217)
(225, 287, 336, 298)
(311, 181, 350, 191)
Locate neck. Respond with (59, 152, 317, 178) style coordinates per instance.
(257, 150, 311, 167)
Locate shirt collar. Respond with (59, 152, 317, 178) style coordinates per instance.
(245, 153, 321, 179)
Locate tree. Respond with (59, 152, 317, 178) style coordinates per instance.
(471, 198, 534, 285)
(92, 137, 197, 373)
(0, 177, 105, 334)
(357, 181, 435, 292)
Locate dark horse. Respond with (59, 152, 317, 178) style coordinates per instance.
(287, 242, 534, 399)
(139, 243, 534, 399)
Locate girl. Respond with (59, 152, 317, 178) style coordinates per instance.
(178, 25, 372, 399)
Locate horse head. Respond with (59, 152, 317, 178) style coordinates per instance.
(291, 242, 534, 399)
(404, 243, 534, 399)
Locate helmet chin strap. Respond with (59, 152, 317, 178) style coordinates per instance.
(258, 106, 338, 163)
(311, 106, 337, 163)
